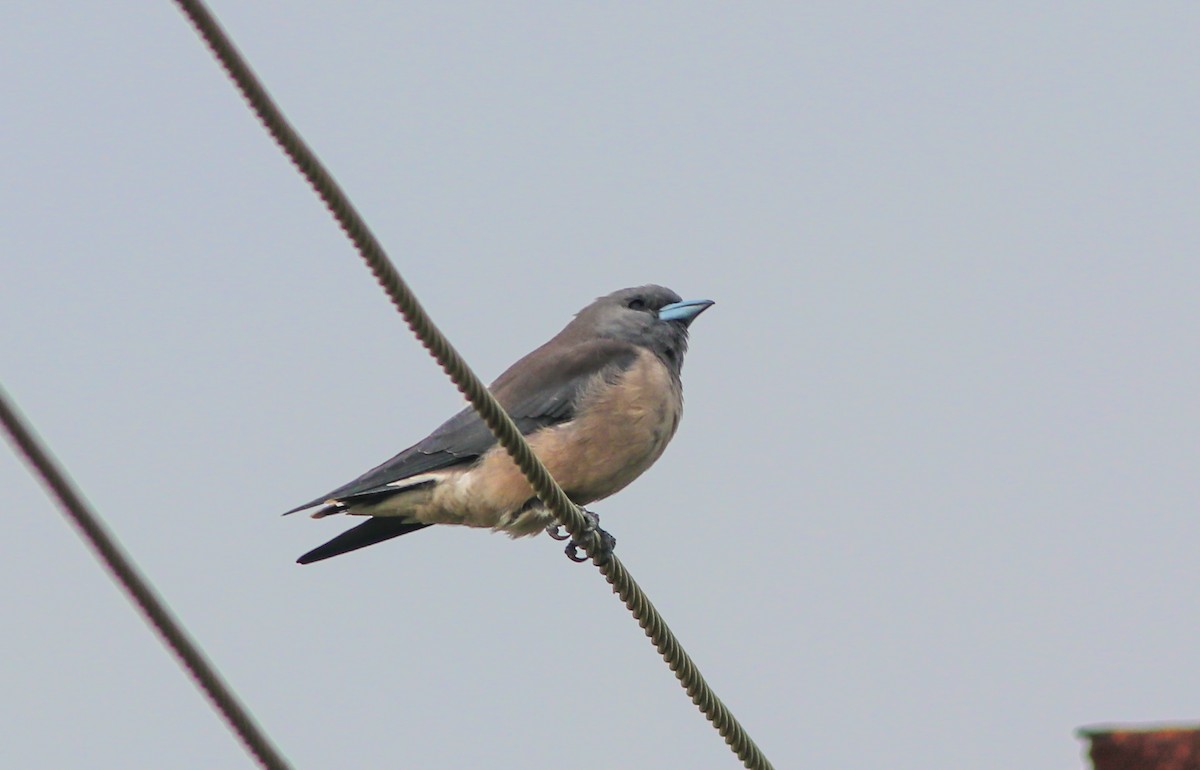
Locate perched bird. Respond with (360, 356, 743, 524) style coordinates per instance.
(287, 285, 713, 564)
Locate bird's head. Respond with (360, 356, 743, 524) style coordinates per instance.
(574, 285, 714, 375)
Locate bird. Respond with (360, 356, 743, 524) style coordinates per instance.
(286, 285, 713, 564)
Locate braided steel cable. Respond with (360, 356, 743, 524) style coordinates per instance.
(0, 387, 292, 770)
(171, 2, 774, 767)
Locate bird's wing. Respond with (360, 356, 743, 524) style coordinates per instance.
(284, 338, 639, 513)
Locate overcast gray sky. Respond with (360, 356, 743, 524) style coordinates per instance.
(3, 3, 1198, 769)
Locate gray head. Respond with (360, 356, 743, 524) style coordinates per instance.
(568, 285, 714, 376)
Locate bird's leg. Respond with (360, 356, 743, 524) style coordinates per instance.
(563, 508, 617, 565)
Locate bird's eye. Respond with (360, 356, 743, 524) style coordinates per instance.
(627, 298, 647, 311)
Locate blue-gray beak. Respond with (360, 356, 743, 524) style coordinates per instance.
(658, 298, 715, 326)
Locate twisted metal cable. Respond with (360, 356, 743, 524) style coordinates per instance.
(171, 2, 774, 767)
(0, 386, 292, 770)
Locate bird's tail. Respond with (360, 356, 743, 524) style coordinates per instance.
(297, 518, 431, 564)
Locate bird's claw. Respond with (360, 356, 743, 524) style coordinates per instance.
(545, 523, 571, 541)
(562, 509, 616, 564)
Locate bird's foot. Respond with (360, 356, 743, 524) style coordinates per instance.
(562, 509, 616, 565)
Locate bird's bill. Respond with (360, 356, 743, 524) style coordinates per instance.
(658, 298, 715, 324)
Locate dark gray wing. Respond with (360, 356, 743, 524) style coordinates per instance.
(283, 338, 639, 514)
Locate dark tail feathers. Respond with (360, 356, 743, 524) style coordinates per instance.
(297, 518, 431, 564)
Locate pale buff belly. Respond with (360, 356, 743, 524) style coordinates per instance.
(399, 348, 683, 535)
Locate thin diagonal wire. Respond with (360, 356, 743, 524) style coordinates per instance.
(170, 2, 773, 767)
(0, 386, 291, 770)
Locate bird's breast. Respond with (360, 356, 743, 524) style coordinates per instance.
(424, 347, 683, 533)
(531, 347, 683, 503)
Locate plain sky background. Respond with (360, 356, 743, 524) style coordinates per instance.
(2, 3, 1198, 769)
